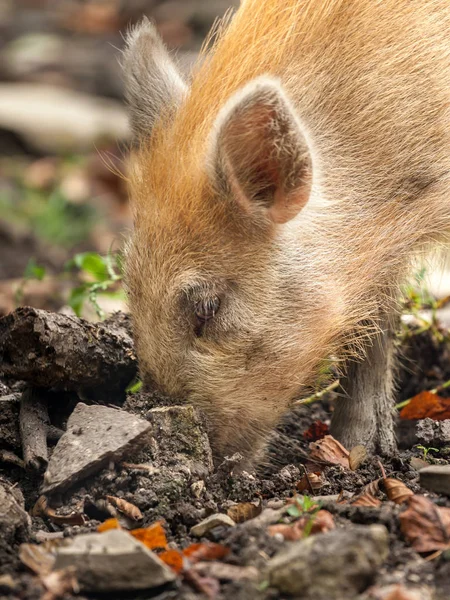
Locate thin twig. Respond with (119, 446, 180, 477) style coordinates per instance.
(293, 380, 340, 406)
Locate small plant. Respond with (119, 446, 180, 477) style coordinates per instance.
(14, 258, 46, 305)
(65, 251, 124, 319)
(286, 495, 321, 538)
(415, 445, 439, 461)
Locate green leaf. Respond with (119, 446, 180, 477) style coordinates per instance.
(126, 379, 143, 394)
(68, 285, 89, 317)
(73, 252, 110, 282)
(24, 258, 46, 281)
(286, 505, 302, 518)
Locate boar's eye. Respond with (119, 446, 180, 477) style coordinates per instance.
(195, 297, 221, 323)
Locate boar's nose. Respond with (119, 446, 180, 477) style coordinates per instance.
(141, 372, 184, 405)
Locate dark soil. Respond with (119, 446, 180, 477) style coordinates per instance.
(0, 318, 450, 599)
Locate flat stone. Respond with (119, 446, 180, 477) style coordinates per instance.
(0, 482, 30, 543)
(42, 403, 152, 494)
(419, 465, 450, 496)
(267, 524, 389, 599)
(146, 405, 213, 476)
(190, 513, 236, 537)
(0, 394, 20, 449)
(53, 529, 175, 592)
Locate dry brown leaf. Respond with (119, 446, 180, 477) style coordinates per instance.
(309, 435, 350, 468)
(349, 445, 368, 470)
(159, 549, 184, 574)
(184, 568, 220, 599)
(227, 500, 262, 523)
(97, 518, 121, 533)
(19, 543, 55, 576)
(296, 472, 324, 493)
(351, 493, 382, 507)
(400, 391, 450, 421)
(40, 567, 78, 600)
(268, 509, 335, 539)
(362, 478, 383, 497)
(183, 542, 230, 563)
(192, 561, 258, 582)
(383, 478, 414, 505)
(105, 496, 143, 521)
(131, 521, 168, 550)
(400, 495, 450, 552)
(31, 496, 85, 526)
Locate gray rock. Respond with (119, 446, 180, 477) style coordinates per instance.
(0, 482, 30, 543)
(0, 84, 129, 153)
(267, 524, 389, 599)
(190, 513, 236, 537)
(147, 405, 213, 476)
(42, 403, 152, 494)
(53, 529, 176, 592)
(419, 465, 450, 496)
(416, 419, 450, 445)
(0, 394, 20, 450)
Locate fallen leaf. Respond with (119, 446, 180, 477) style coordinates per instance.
(19, 543, 55, 576)
(351, 493, 382, 507)
(303, 421, 330, 442)
(296, 472, 324, 493)
(97, 518, 120, 533)
(159, 549, 184, 574)
(227, 500, 262, 523)
(349, 445, 368, 470)
(131, 521, 168, 550)
(362, 478, 383, 497)
(309, 435, 350, 467)
(184, 569, 220, 599)
(183, 542, 230, 563)
(31, 496, 85, 526)
(399, 495, 450, 552)
(105, 496, 143, 521)
(41, 567, 78, 600)
(383, 478, 414, 505)
(192, 561, 258, 582)
(268, 509, 335, 539)
(400, 391, 450, 421)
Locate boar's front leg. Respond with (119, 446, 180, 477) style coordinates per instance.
(330, 314, 398, 455)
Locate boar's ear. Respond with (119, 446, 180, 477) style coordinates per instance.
(210, 78, 312, 225)
(122, 18, 187, 143)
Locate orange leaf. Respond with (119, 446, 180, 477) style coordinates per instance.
(309, 435, 350, 468)
(131, 522, 168, 550)
(183, 542, 230, 563)
(303, 421, 330, 442)
(399, 391, 450, 421)
(399, 495, 450, 553)
(159, 549, 184, 574)
(97, 518, 120, 533)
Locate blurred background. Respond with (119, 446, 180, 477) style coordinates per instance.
(0, 0, 237, 319)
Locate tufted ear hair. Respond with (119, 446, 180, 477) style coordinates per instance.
(209, 77, 312, 225)
(122, 17, 187, 143)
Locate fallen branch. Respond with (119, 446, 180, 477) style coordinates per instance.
(0, 307, 137, 397)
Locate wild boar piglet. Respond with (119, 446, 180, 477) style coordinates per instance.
(123, 0, 450, 463)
